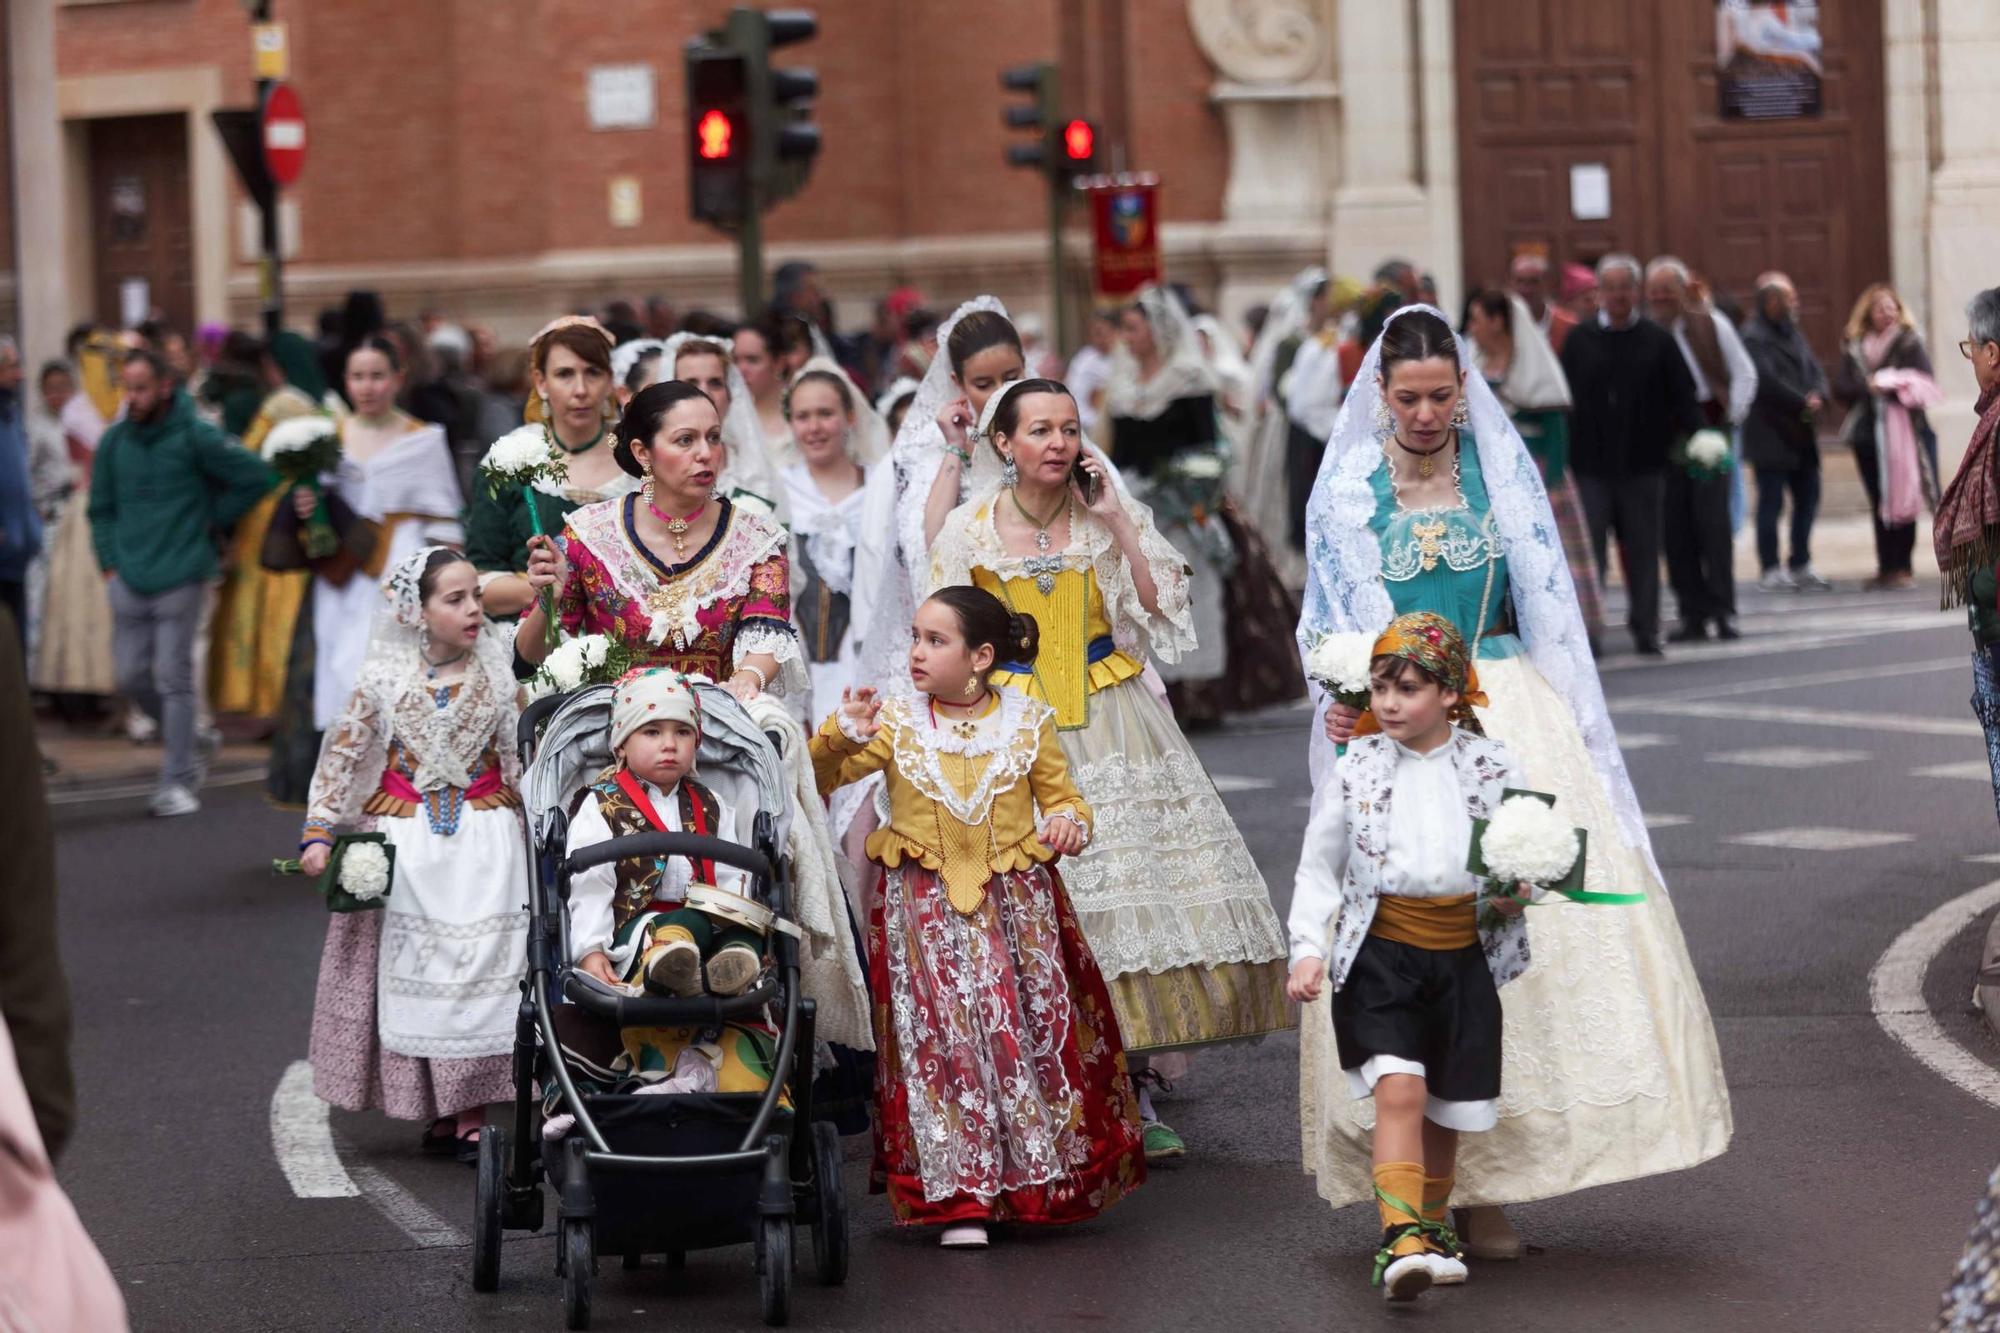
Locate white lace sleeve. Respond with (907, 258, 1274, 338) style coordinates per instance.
(923, 505, 978, 596)
(734, 620, 808, 699)
(1091, 492, 1197, 664)
(302, 687, 390, 840)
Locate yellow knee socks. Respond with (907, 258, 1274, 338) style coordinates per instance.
(1423, 1172, 1457, 1254)
(1372, 1162, 1429, 1259)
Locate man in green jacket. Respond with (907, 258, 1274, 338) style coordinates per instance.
(90, 349, 272, 817)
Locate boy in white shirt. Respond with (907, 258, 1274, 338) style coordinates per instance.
(1288, 613, 1531, 1302)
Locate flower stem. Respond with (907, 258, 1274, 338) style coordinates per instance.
(522, 483, 560, 649)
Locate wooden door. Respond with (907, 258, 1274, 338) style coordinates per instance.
(88, 115, 194, 334)
(1456, 1, 1889, 366)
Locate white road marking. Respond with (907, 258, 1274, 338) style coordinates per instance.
(1967, 854, 2000, 866)
(1643, 814, 1692, 829)
(1615, 698, 1982, 739)
(1211, 775, 1276, 793)
(46, 767, 265, 807)
(1635, 656, 1965, 704)
(271, 1059, 468, 1248)
(1728, 827, 1913, 851)
(1913, 761, 1996, 781)
(1618, 733, 1675, 751)
(1869, 879, 2000, 1114)
(1706, 746, 1870, 769)
(271, 1060, 357, 1199)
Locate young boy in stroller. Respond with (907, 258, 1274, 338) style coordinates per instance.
(567, 669, 766, 1000)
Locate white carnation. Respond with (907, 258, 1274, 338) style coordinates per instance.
(339, 842, 393, 902)
(1480, 796, 1581, 886)
(482, 426, 557, 476)
(1304, 630, 1376, 696)
(262, 415, 338, 459)
(1686, 429, 1732, 469)
(731, 492, 775, 519)
(1176, 453, 1225, 480)
(575, 635, 610, 669)
(540, 639, 587, 691)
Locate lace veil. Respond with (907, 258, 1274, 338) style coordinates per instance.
(1104, 283, 1218, 422)
(1296, 303, 1662, 882)
(610, 338, 669, 391)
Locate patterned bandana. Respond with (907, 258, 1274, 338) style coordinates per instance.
(1366, 611, 1489, 733)
(610, 667, 704, 753)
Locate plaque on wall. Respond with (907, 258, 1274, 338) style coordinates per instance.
(1716, 0, 1822, 120)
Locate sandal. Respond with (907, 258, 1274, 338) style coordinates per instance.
(420, 1118, 459, 1156)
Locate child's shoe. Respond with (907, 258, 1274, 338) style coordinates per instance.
(1424, 1249, 1468, 1285)
(642, 927, 703, 996)
(1140, 1120, 1186, 1160)
(1377, 1250, 1433, 1302)
(939, 1224, 989, 1249)
(705, 943, 763, 996)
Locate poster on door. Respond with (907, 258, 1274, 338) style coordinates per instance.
(1716, 0, 1822, 120)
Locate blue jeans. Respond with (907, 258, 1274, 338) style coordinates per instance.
(1754, 464, 1820, 573)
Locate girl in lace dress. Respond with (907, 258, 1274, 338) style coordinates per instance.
(809, 586, 1143, 1250)
(297, 547, 528, 1161)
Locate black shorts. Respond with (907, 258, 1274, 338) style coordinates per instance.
(1331, 933, 1502, 1107)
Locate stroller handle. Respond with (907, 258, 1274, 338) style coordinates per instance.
(566, 831, 774, 881)
(563, 969, 781, 1027)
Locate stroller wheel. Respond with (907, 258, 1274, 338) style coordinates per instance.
(560, 1218, 594, 1330)
(807, 1121, 850, 1286)
(757, 1216, 792, 1327)
(472, 1126, 507, 1293)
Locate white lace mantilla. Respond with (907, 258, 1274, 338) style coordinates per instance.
(927, 493, 1197, 665)
(879, 688, 1051, 829)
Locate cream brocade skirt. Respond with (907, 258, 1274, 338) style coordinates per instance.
(1298, 655, 1733, 1205)
(1058, 675, 1292, 1052)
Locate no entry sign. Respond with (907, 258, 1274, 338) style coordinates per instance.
(261, 83, 306, 188)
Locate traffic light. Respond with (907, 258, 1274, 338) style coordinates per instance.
(736, 8, 820, 206)
(1002, 63, 1057, 171)
(1061, 118, 1098, 173)
(686, 45, 748, 227)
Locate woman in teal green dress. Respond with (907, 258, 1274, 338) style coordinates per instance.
(1297, 305, 1730, 1253)
(464, 318, 632, 616)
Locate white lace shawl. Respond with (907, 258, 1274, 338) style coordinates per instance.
(925, 487, 1197, 665)
(877, 687, 1051, 828)
(563, 497, 806, 696)
(1297, 303, 1662, 883)
(304, 620, 521, 834)
(1104, 285, 1219, 422)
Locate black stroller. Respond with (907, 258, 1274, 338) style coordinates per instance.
(472, 685, 849, 1329)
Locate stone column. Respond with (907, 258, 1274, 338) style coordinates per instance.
(7, 0, 68, 368)
(1187, 0, 1337, 328)
(1924, 3, 2000, 413)
(1328, 0, 1427, 286)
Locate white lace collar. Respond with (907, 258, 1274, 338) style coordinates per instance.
(882, 686, 1049, 825)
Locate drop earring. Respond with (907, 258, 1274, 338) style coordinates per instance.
(1450, 395, 1471, 430)
(963, 675, 980, 699)
(1001, 453, 1019, 488)
(1371, 394, 1393, 435)
(640, 461, 655, 506)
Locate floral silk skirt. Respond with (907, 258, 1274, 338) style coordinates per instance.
(868, 861, 1144, 1227)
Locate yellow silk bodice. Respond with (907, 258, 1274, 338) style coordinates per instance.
(972, 566, 1143, 730)
(807, 691, 1092, 914)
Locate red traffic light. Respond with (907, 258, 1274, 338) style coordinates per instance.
(697, 109, 735, 160)
(1062, 119, 1095, 161)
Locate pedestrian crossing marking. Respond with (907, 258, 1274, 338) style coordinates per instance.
(1707, 746, 1871, 769)
(1644, 814, 1692, 829)
(1619, 733, 1676, 751)
(1211, 775, 1276, 793)
(1964, 853, 2000, 865)
(1728, 827, 1913, 851)
(1912, 761, 1994, 782)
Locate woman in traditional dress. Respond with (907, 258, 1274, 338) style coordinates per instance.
(1299, 306, 1731, 1256)
(1104, 284, 1304, 724)
(516, 380, 803, 703)
(1463, 289, 1606, 650)
(1833, 282, 1941, 591)
(31, 362, 115, 704)
(210, 332, 324, 722)
(780, 361, 888, 723)
(929, 378, 1292, 1158)
(298, 546, 527, 1161)
(660, 331, 783, 517)
(733, 316, 793, 449)
(266, 336, 466, 804)
(465, 318, 627, 619)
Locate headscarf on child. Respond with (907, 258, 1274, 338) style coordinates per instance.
(1355, 611, 1489, 737)
(610, 668, 705, 753)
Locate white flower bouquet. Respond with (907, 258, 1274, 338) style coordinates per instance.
(529, 633, 634, 699)
(1466, 789, 1618, 924)
(1683, 429, 1733, 480)
(271, 831, 397, 912)
(481, 425, 571, 641)
(1304, 630, 1377, 712)
(262, 414, 343, 558)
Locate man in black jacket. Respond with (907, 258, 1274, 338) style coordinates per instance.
(1740, 273, 1832, 590)
(1560, 253, 1703, 656)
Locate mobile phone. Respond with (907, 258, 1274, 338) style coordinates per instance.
(1071, 457, 1101, 506)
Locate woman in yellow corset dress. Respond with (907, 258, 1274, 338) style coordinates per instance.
(928, 379, 1292, 1157)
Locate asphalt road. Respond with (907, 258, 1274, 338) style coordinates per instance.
(49, 581, 2000, 1331)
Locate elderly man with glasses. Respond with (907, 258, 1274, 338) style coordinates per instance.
(1936, 287, 2000, 824)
